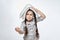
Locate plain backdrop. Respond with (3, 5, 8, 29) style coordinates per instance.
(0, 0, 60, 40)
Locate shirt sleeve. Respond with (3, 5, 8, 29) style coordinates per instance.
(36, 16, 44, 22)
(20, 21, 25, 32)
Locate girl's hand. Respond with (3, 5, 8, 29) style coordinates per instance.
(15, 27, 20, 32)
(15, 27, 25, 34)
(30, 6, 38, 13)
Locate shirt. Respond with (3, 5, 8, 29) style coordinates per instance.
(20, 16, 44, 35)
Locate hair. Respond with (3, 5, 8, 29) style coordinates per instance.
(24, 9, 39, 38)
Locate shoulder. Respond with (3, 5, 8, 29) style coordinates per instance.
(21, 21, 25, 26)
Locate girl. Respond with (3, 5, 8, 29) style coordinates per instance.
(15, 4, 46, 40)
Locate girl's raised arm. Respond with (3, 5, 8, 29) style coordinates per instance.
(31, 6, 46, 20)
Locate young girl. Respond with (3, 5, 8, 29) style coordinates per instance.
(15, 4, 46, 40)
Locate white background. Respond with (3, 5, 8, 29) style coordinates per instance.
(0, 0, 60, 40)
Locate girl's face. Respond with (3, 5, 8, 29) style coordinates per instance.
(26, 11, 34, 21)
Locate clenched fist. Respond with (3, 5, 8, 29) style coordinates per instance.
(15, 27, 20, 32)
(15, 27, 24, 34)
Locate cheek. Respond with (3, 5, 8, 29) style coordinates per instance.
(30, 16, 33, 18)
(26, 15, 29, 19)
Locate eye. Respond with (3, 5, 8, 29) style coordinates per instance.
(30, 14, 33, 16)
(26, 13, 29, 15)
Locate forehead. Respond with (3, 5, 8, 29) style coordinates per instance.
(27, 11, 33, 14)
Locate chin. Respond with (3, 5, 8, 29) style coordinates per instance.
(27, 19, 31, 21)
(27, 19, 33, 21)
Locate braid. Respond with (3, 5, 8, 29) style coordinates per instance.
(24, 19, 28, 36)
(34, 14, 39, 38)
